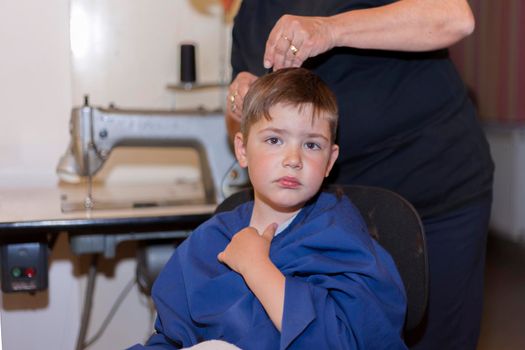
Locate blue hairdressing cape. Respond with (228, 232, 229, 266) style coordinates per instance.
(130, 192, 407, 349)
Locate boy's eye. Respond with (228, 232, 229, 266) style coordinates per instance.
(265, 137, 281, 145)
(304, 142, 321, 150)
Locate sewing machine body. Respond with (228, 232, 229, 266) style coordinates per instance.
(57, 105, 247, 208)
(3, 106, 247, 293)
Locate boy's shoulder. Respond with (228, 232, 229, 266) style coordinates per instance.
(175, 201, 253, 260)
(191, 199, 253, 239)
(294, 190, 373, 244)
(309, 191, 364, 223)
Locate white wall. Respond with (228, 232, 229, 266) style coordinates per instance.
(0, 1, 233, 349)
(70, 0, 231, 110)
(0, 0, 73, 187)
(484, 125, 525, 243)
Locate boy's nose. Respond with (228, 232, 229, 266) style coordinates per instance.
(282, 148, 302, 169)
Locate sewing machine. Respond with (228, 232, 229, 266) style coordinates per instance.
(56, 102, 248, 211)
(1, 102, 249, 293)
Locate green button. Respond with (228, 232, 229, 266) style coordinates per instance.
(11, 267, 22, 278)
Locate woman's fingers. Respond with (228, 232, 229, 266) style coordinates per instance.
(264, 15, 334, 70)
(226, 72, 258, 122)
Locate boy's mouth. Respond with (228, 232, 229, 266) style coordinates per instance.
(277, 176, 301, 189)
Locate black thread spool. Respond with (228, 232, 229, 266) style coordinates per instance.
(180, 43, 196, 85)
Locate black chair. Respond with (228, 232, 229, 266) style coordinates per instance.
(214, 185, 428, 333)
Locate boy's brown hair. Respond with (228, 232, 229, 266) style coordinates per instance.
(240, 67, 338, 143)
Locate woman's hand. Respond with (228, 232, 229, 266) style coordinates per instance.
(217, 223, 277, 276)
(262, 0, 475, 68)
(263, 15, 336, 71)
(226, 71, 258, 139)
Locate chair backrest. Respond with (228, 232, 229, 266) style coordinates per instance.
(214, 185, 428, 332)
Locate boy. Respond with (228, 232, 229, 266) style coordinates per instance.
(130, 68, 407, 349)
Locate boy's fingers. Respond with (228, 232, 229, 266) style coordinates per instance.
(262, 223, 278, 241)
(217, 251, 225, 262)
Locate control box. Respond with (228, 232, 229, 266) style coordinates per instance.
(0, 242, 48, 293)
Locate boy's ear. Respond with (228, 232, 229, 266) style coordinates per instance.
(234, 132, 248, 168)
(325, 144, 339, 177)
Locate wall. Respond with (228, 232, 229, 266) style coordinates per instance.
(0, 1, 236, 349)
(450, 0, 525, 123)
(69, 0, 234, 111)
(0, 0, 72, 187)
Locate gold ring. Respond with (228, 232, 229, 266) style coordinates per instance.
(230, 91, 238, 112)
(229, 91, 237, 103)
(290, 44, 299, 56)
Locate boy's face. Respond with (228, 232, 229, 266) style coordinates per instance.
(234, 102, 339, 212)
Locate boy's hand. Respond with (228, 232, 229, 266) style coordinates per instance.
(217, 223, 278, 275)
(218, 223, 285, 330)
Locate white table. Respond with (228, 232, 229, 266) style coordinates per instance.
(0, 183, 216, 289)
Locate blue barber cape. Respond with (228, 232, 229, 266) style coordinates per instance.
(130, 192, 407, 349)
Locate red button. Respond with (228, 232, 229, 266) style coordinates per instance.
(24, 267, 36, 278)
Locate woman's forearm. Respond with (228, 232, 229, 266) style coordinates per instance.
(328, 0, 475, 51)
